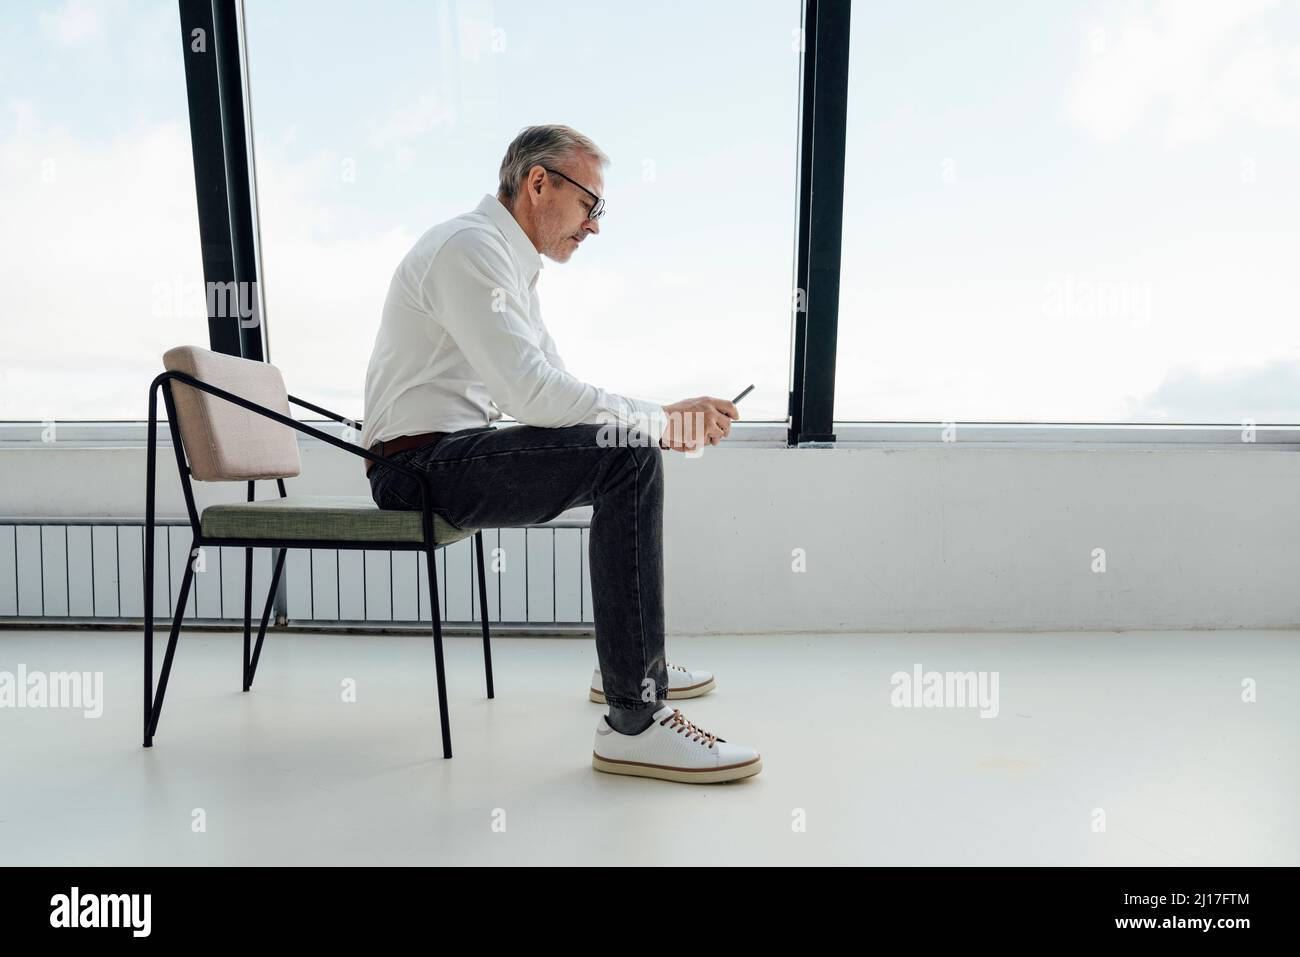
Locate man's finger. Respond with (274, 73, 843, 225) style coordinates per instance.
(713, 399, 740, 420)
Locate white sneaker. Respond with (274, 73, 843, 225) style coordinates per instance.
(592, 705, 762, 784)
(588, 662, 715, 703)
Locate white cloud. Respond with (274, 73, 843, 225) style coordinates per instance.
(39, 0, 104, 46)
(0, 103, 421, 419)
(0, 103, 208, 419)
(1125, 358, 1300, 423)
(250, 141, 418, 410)
(1067, 0, 1300, 141)
(366, 86, 458, 150)
(362, 0, 498, 150)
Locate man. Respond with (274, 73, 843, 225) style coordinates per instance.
(361, 124, 762, 784)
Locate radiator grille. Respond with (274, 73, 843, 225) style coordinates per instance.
(0, 519, 594, 631)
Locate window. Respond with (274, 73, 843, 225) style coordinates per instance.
(0, 1, 205, 420)
(835, 0, 1300, 424)
(243, 0, 801, 422)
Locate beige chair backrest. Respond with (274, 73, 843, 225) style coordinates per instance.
(162, 345, 303, 482)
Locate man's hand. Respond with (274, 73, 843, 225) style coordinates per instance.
(657, 396, 740, 452)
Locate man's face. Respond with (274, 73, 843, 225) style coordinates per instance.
(535, 153, 603, 263)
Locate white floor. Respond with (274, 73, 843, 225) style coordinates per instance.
(1, 627, 1296, 866)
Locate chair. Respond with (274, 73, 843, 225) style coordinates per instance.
(144, 345, 493, 759)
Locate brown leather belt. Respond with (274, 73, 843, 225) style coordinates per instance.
(365, 431, 449, 476)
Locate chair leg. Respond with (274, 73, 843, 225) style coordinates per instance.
(145, 538, 198, 745)
(243, 546, 252, 691)
(143, 386, 158, 748)
(425, 546, 453, 759)
(475, 531, 494, 699)
(246, 546, 285, 691)
(144, 486, 156, 748)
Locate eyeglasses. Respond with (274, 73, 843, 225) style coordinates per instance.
(542, 165, 605, 220)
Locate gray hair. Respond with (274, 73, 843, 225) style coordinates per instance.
(497, 124, 609, 203)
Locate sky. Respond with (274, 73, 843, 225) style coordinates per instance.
(1, 0, 1297, 425)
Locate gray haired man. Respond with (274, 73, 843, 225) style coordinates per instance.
(362, 124, 762, 784)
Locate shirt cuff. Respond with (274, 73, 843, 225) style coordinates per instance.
(599, 396, 668, 446)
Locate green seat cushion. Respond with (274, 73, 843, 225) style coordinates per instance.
(200, 494, 473, 546)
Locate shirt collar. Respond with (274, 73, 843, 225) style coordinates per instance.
(477, 193, 543, 283)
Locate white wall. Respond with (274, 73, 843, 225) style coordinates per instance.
(3, 434, 1298, 632)
(663, 444, 1300, 633)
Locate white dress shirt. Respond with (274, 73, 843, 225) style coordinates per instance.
(360, 194, 667, 458)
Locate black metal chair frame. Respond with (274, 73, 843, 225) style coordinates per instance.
(144, 369, 493, 759)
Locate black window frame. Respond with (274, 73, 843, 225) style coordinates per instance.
(178, 0, 265, 362)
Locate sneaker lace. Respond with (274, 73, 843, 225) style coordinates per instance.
(660, 708, 723, 748)
(668, 663, 689, 674)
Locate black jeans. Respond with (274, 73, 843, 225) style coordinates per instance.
(368, 424, 668, 710)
